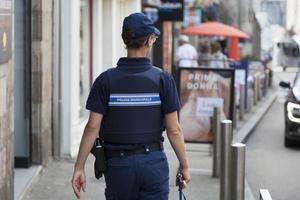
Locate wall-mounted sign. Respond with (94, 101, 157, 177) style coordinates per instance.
(178, 67, 235, 143)
(0, 0, 12, 64)
(183, 8, 201, 28)
(142, 0, 184, 22)
(230, 61, 249, 108)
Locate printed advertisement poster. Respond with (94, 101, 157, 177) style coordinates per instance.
(235, 69, 246, 85)
(234, 69, 246, 107)
(230, 61, 248, 108)
(178, 68, 234, 143)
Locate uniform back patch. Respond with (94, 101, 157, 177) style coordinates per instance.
(109, 93, 161, 106)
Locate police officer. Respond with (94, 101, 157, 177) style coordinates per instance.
(72, 12, 190, 200)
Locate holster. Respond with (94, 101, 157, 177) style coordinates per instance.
(90, 138, 106, 179)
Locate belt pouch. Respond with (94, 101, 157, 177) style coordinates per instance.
(93, 138, 106, 179)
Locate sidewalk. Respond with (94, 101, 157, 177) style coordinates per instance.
(20, 89, 278, 200)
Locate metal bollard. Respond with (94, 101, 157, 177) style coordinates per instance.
(239, 84, 245, 120)
(264, 73, 269, 96)
(233, 98, 237, 129)
(212, 107, 221, 178)
(253, 75, 258, 106)
(220, 120, 233, 200)
(231, 143, 246, 200)
(259, 189, 273, 200)
(269, 70, 273, 88)
(246, 82, 253, 113)
(257, 75, 262, 101)
(247, 91, 252, 113)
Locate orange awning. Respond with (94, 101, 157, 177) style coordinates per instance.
(181, 22, 250, 39)
(228, 37, 241, 60)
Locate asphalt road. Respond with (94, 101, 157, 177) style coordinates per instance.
(246, 69, 300, 200)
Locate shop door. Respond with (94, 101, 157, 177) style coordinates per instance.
(14, 0, 31, 168)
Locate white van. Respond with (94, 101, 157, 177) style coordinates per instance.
(274, 38, 300, 70)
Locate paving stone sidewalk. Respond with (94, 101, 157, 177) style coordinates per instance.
(22, 89, 278, 200)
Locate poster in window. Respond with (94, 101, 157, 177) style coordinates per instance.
(178, 67, 235, 143)
(0, 0, 12, 64)
(182, 8, 201, 28)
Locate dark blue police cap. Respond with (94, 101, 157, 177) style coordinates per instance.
(122, 12, 160, 39)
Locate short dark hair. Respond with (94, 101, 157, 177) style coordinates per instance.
(122, 29, 149, 50)
(211, 42, 221, 53)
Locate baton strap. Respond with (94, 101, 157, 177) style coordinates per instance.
(179, 190, 187, 200)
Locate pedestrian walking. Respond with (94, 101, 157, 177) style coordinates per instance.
(175, 35, 198, 67)
(198, 42, 212, 66)
(71, 12, 190, 200)
(210, 41, 229, 68)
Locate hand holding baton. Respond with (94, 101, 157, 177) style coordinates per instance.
(176, 172, 187, 200)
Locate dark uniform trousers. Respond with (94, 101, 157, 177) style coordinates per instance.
(104, 150, 169, 200)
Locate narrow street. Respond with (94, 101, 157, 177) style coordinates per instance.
(246, 70, 300, 200)
(2, 0, 300, 199)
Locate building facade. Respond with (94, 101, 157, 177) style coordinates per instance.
(12, 0, 54, 170)
(219, 0, 261, 59)
(0, 1, 14, 198)
(286, 0, 300, 35)
(1, 0, 142, 199)
(239, 0, 262, 59)
(55, 0, 141, 158)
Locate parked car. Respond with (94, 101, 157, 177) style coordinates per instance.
(280, 72, 300, 147)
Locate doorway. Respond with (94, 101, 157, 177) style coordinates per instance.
(14, 0, 31, 168)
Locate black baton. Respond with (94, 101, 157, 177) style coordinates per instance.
(176, 172, 187, 200)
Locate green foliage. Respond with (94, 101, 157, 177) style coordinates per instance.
(241, 54, 259, 61)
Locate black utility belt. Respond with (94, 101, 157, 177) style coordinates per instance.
(105, 142, 164, 159)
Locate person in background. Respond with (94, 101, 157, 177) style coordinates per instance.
(198, 42, 212, 67)
(210, 41, 229, 68)
(175, 35, 198, 67)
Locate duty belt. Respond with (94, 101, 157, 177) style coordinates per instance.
(105, 142, 163, 159)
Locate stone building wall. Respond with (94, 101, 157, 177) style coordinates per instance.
(219, 0, 239, 26)
(31, 0, 53, 165)
(0, 32, 14, 200)
(0, 0, 54, 198)
(0, 0, 14, 198)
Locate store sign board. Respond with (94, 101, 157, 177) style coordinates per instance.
(0, 0, 12, 64)
(178, 67, 235, 143)
(159, 0, 184, 21)
(143, 0, 184, 22)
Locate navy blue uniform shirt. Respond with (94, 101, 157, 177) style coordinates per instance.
(86, 57, 180, 145)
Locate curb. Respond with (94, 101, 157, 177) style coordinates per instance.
(245, 179, 256, 200)
(233, 89, 278, 144)
(233, 89, 278, 200)
(15, 165, 43, 200)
